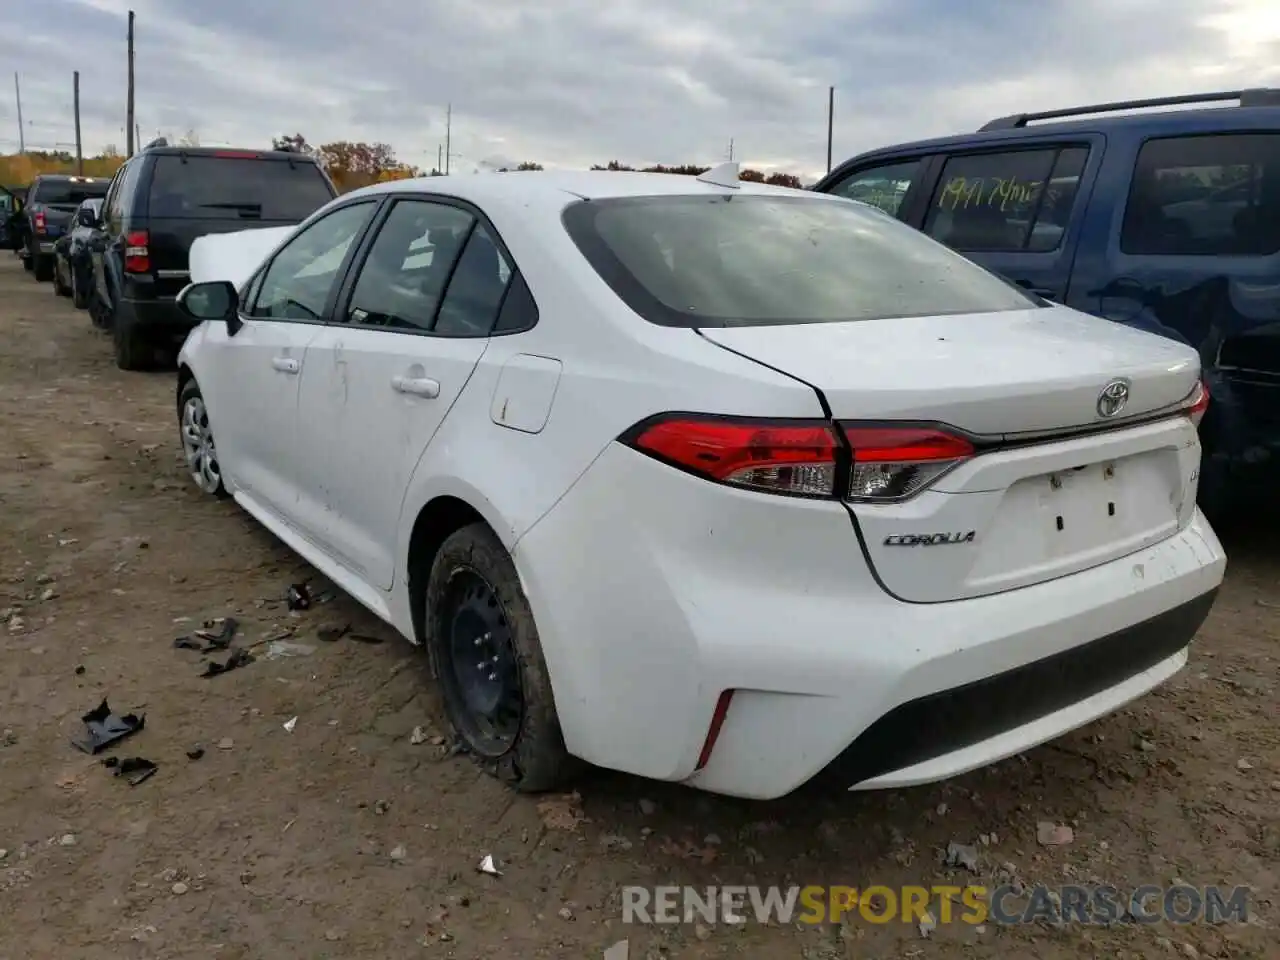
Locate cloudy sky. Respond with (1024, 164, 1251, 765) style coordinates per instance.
(2, 0, 1278, 180)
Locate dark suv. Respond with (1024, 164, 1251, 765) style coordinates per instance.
(94, 139, 338, 369)
(815, 88, 1280, 520)
(20, 174, 110, 281)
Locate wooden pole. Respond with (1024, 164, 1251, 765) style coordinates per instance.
(74, 71, 83, 174)
(126, 11, 135, 155)
(826, 86, 834, 174)
(14, 73, 24, 154)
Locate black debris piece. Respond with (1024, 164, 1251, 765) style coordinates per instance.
(173, 634, 203, 651)
(195, 617, 239, 651)
(287, 584, 312, 611)
(71, 699, 145, 755)
(201, 647, 254, 678)
(317, 623, 351, 643)
(74, 665, 85, 676)
(186, 747, 205, 761)
(112, 756, 158, 786)
(349, 633, 385, 645)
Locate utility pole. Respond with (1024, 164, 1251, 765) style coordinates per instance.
(727, 138, 734, 162)
(437, 144, 443, 175)
(13, 73, 24, 154)
(126, 10, 136, 156)
(74, 71, 83, 174)
(444, 103, 452, 175)
(826, 86, 834, 174)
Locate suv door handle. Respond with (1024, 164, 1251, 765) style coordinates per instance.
(271, 357, 300, 374)
(391, 375, 440, 399)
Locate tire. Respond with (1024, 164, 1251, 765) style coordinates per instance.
(112, 305, 153, 371)
(424, 523, 577, 793)
(71, 267, 89, 309)
(33, 254, 53, 282)
(21, 246, 33, 272)
(177, 379, 229, 499)
(53, 258, 71, 297)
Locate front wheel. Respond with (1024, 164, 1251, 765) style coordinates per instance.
(32, 254, 53, 282)
(424, 523, 577, 793)
(53, 257, 71, 297)
(71, 267, 90, 309)
(177, 379, 228, 499)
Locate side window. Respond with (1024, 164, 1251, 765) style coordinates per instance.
(827, 159, 922, 217)
(1121, 133, 1280, 256)
(249, 202, 374, 321)
(346, 199, 480, 333)
(492, 271, 539, 334)
(433, 223, 514, 336)
(238, 269, 265, 315)
(107, 162, 138, 226)
(1026, 147, 1088, 253)
(924, 149, 1080, 252)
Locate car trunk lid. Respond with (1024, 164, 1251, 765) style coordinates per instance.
(700, 307, 1206, 602)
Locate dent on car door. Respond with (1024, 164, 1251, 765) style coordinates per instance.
(294, 197, 512, 588)
(206, 200, 378, 521)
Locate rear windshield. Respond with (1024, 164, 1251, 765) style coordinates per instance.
(147, 156, 336, 221)
(32, 179, 109, 206)
(561, 194, 1038, 327)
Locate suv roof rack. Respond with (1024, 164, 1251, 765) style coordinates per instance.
(142, 136, 170, 150)
(979, 88, 1280, 132)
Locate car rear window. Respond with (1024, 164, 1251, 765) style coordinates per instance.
(32, 180, 109, 206)
(147, 156, 336, 221)
(561, 194, 1038, 327)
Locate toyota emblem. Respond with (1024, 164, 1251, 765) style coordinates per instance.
(1096, 379, 1130, 418)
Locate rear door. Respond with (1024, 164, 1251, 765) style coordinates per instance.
(293, 197, 510, 587)
(917, 139, 1102, 302)
(145, 153, 337, 297)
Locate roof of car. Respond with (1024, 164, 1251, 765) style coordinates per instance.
(141, 144, 322, 162)
(32, 173, 110, 182)
(348, 169, 812, 206)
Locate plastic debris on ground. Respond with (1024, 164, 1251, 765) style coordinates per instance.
(477, 854, 502, 876)
(287, 583, 312, 611)
(201, 648, 254, 678)
(103, 756, 158, 786)
(71, 699, 145, 754)
(173, 617, 238, 652)
(283, 716, 298, 733)
(265, 640, 316, 660)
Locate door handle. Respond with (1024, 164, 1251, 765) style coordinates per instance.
(271, 357, 300, 374)
(391, 375, 441, 399)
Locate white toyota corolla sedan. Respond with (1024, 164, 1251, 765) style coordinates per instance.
(174, 164, 1225, 800)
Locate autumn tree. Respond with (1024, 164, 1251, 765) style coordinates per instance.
(272, 132, 315, 154)
(315, 140, 420, 191)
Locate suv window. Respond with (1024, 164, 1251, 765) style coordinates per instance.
(250, 202, 374, 321)
(828, 159, 922, 217)
(562, 194, 1037, 328)
(924, 148, 1088, 253)
(31, 178, 109, 208)
(1121, 133, 1280, 257)
(148, 156, 335, 221)
(107, 162, 140, 225)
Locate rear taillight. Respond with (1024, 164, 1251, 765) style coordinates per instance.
(841, 425, 975, 502)
(124, 230, 150, 274)
(1182, 379, 1209, 427)
(620, 415, 974, 502)
(622, 415, 839, 497)
(34, 211, 46, 233)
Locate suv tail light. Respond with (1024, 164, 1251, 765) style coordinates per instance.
(124, 230, 150, 274)
(34, 211, 46, 233)
(620, 415, 975, 502)
(1181, 379, 1209, 427)
(841, 425, 974, 502)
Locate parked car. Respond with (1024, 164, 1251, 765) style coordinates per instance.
(0, 184, 25, 252)
(170, 168, 1225, 800)
(52, 197, 104, 308)
(91, 138, 338, 370)
(813, 88, 1280, 522)
(19, 174, 110, 281)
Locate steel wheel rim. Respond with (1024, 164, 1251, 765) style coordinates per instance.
(180, 396, 221, 493)
(441, 569, 523, 754)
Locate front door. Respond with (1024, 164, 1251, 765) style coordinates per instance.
(295, 197, 513, 588)
(203, 200, 379, 528)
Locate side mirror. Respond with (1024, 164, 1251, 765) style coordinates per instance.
(77, 208, 97, 228)
(176, 280, 242, 335)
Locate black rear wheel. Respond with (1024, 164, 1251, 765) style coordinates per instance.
(424, 523, 577, 793)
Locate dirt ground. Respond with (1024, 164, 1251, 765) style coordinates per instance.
(0, 255, 1276, 960)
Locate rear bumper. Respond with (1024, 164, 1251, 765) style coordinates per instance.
(118, 296, 192, 336)
(515, 443, 1227, 799)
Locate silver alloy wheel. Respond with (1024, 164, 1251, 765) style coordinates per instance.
(180, 395, 222, 494)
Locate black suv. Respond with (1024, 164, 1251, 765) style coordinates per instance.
(94, 139, 338, 369)
(815, 88, 1280, 520)
(20, 174, 110, 281)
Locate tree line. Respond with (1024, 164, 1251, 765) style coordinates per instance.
(0, 132, 805, 194)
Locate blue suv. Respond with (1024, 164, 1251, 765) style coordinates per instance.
(815, 89, 1280, 521)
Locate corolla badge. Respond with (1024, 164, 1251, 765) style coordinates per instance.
(1096, 379, 1130, 419)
